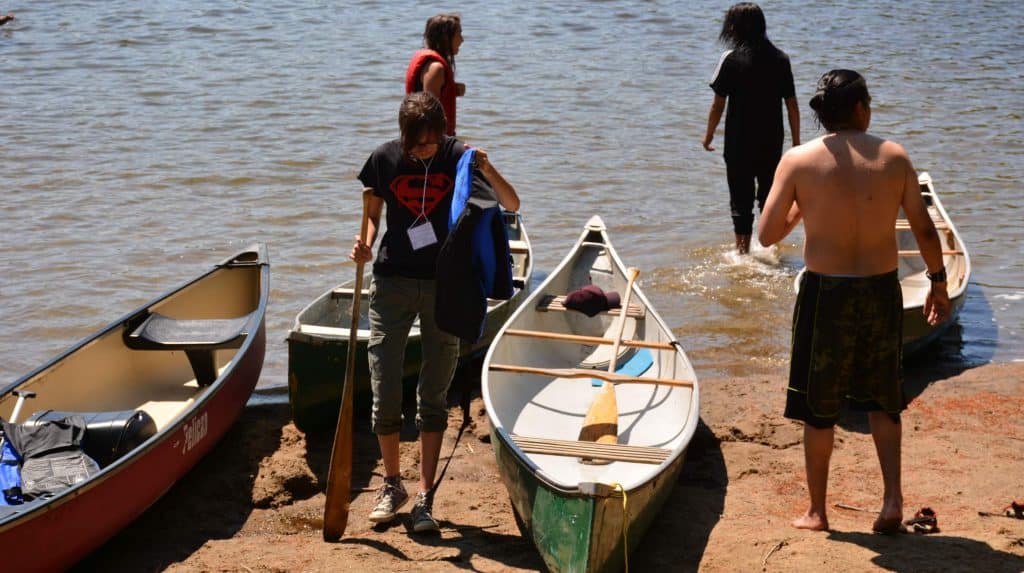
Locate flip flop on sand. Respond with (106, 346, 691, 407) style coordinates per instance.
(1003, 501, 1024, 519)
(872, 516, 906, 535)
(904, 507, 939, 534)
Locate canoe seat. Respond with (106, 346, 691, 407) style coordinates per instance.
(508, 240, 529, 254)
(536, 295, 645, 318)
(330, 287, 362, 299)
(510, 434, 670, 465)
(126, 312, 253, 386)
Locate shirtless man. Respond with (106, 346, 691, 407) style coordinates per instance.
(759, 69, 951, 534)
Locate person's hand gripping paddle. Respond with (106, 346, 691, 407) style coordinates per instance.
(577, 267, 639, 463)
(323, 188, 373, 541)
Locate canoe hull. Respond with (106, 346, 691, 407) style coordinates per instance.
(287, 329, 421, 431)
(0, 245, 269, 571)
(493, 428, 686, 573)
(288, 211, 532, 433)
(902, 287, 967, 355)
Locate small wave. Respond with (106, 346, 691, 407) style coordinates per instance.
(993, 292, 1024, 301)
(720, 244, 790, 278)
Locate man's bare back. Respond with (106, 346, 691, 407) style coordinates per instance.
(760, 130, 940, 276)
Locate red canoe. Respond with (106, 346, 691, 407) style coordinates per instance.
(0, 244, 269, 571)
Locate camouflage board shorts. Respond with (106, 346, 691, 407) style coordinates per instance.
(785, 270, 905, 429)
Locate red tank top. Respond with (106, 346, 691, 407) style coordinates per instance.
(405, 49, 457, 136)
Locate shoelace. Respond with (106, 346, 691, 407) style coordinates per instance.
(375, 483, 401, 502)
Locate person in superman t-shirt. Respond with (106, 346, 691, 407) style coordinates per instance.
(352, 91, 519, 533)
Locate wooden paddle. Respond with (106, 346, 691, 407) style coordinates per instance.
(323, 188, 373, 542)
(577, 267, 640, 459)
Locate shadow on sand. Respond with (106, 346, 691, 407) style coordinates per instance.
(71, 402, 288, 571)
(629, 418, 728, 572)
(303, 357, 545, 572)
(828, 529, 1024, 573)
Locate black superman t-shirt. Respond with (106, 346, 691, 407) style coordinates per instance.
(358, 136, 466, 279)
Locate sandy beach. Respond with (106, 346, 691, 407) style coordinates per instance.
(71, 360, 1024, 573)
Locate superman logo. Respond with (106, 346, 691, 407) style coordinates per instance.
(391, 173, 454, 216)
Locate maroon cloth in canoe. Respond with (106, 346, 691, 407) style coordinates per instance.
(563, 285, 621, 317)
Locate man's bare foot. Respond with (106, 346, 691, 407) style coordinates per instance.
(0, 13, 15, 26)
(872, 516, 905, 535)
(792, 512, 829, 531)
(872, 512, 905, 535)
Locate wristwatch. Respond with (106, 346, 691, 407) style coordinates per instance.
(926, 266, 947, 283)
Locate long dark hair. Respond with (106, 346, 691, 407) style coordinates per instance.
(423, 13, 461, 67)
(719, 3, 770, 50)
(809, 69, 871, 132)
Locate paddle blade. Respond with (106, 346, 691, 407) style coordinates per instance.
(322, 376, 354, 541)
(578, 382, 618, 464)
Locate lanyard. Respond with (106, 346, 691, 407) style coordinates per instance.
(411, 154, 435, 226)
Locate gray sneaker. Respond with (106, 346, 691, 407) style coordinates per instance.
(410, 491, 439, 533)
(367, 476, 409, 524)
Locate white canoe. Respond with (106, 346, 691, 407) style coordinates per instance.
(483, 215, 700, 573)
(898, 171, 970, 353)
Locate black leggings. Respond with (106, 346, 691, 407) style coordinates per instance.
(726, 156, 780, 235)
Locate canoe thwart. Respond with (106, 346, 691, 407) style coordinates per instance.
(536, 294, 645, 318)
(511, 434, 670, 465)
(330, 287, 366, 299)
(503, 328, 675, 351)
(126, 312, 253, 385)
(488, 363, 695, 387)
(894, 219, 949, 230)
(898, 249, 963, 257)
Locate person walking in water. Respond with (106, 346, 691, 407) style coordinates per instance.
(405, 13, 465, 136)
(703, 2, 799, 254)
(759, 69, 950, 534)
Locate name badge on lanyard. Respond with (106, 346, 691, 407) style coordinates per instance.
(407, 218, 437, 250)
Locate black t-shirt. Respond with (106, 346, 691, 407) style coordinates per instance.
(710, 45, 795, 164)
(358, 136, 467, 279)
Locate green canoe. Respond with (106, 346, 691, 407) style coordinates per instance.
(288, 211, 533, 433)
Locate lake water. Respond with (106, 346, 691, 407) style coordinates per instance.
(2, 0, 1021, 394)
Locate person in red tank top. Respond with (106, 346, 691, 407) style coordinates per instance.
(404, 13, 465, 136)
